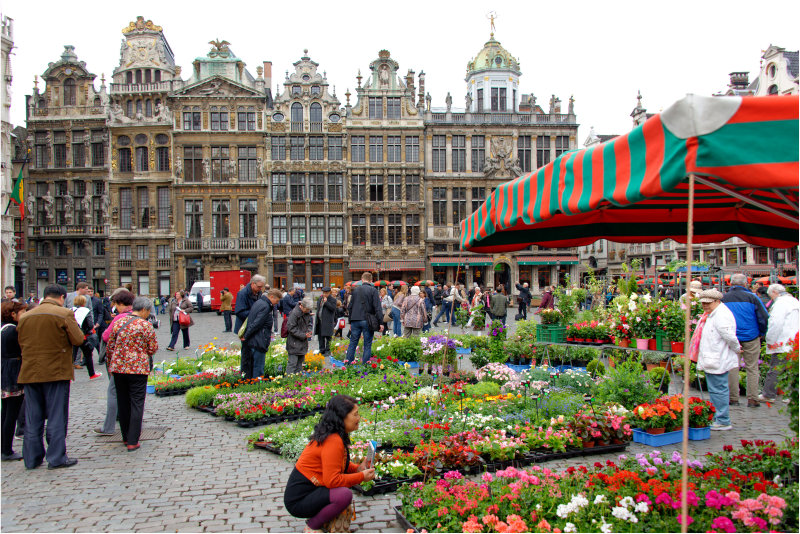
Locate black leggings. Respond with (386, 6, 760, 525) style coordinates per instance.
(1, 395, 24, 455)
(77, 343, 96, 377)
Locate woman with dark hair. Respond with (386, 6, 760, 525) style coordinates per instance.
(1, 301, 30, 461)
(166, 291, 193, 351)
(284, 395, 375, 533)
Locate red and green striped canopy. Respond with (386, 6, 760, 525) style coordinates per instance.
(460, 94, 799, 252)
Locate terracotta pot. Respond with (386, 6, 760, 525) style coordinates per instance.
(635, 338, 650, 350)
(618, 338, 631, 348)
(648, 338, 657, 350)
(582, 440, 595, 448)
(671, 341, 685, 353)
(612, 438, 624, 445)
(645, 427, 666, 435)
(566, 337, 574, 342)
(645, 363, 659, 371)
(595, 440, 609, 447)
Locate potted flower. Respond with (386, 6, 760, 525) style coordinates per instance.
(570, 411, 603, 447)
(661, 302, 686, 352)
(688, 396, 715, 429)
(633, 402, 674, 434)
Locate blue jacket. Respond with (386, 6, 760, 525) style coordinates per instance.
(722, 285, 768, 342)
(234, 285, 261, 333)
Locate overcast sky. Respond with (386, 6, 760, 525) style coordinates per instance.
(4, 0, 798, 142)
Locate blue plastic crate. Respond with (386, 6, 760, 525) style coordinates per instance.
(688, 426, 711, 441)
(455, 348, 472, 355)
(397, 360, 420, 369)
(330, 357, 346, 368)
(505, 363, 531, 373)
(632, 428, 683, 447)
(146, 384, 155, 394)
(552, 365, 588, 373)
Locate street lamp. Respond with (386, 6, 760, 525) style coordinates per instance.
(288, 261, 294, 289)
(375, 259, 381, 282)
(555, 259, 561, 288)
(465, 260, 470, 288)
(773, 249, 786, 282)
(196, 260, 203, 282)
(19, 260, 28, 296)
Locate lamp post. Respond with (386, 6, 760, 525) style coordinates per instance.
(195, 261, 202, 283)
(288, 261, 294, 289)
(464, 260, 470, 288)
(375, 259, 381, 283)
(555, 259, 561, 288)
(19, 260, 28, 297)
(773, 249, 786, 283)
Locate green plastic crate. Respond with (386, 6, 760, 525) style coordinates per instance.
(549, 326, 566, 343)
(655, 331, 667, 351)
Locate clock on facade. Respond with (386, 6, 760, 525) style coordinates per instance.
(272, 113, 284, 122)
(328, 113, 340, 123)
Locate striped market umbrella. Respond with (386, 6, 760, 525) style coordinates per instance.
(414, 280, 436, 287)
(373, 280, 391, 287)
(460, 94, 798, 252)
(390, 280, 408, 287)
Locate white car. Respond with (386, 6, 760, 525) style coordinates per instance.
(187, 281, 211, 311)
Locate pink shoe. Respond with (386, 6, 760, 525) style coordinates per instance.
(89, 373, 103, 380)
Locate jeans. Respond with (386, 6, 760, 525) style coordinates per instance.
(287, 353, 305, 374)
(101, 365, 117, 434)
(1, 395, 23, 456)
(345, 320, 374, 363)
(241, 344, 254, 378)
(705, 372, 731, 426)
(114, 373, 147, 446)
(168, 321, 190, 350)
(222, 311, 232, 332)
(391, 307, 402, 336)
(433, 301, 451, 325)
(273, 309, 280, 334)
(251, 349, 266, 378)
(727, 338, 761, 402)
(519, 301, 528, 320)
(762, 352, 788, 399)
(23, 381, 71, 469)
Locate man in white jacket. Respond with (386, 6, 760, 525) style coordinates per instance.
(760, 284, 800, 402)
(695, 289, 741, 431)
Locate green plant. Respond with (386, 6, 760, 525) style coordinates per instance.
(390, 336, 423, 362)
(777, 335, 799, 436)
(647, 366, 670, 390)
(469, 348, 490, 369)
(464, 381, 501, 398)
(642, 351, 667, 365)
(593, 360, 659, 409)
(185, 385, 221, 408)
(515, 320, 538, 343)
(586, 359, 605, 378)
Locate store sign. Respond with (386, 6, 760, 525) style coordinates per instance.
(75, 269, 87, 283)
(37, 269, 49, 279)
(56, 269, 68, 284)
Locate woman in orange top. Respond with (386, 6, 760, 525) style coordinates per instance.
(284, 395, 375, 533)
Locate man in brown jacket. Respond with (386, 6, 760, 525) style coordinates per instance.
(17, 284, 85, 470)
(220, 287, 233, 332)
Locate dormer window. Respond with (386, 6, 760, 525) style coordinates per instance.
(63, 78, 76, 106)
(311, 86, 321, 96)
(302, 74, 310, 82)
(495, 56, 503, 66)
(292, 85, 301, 96)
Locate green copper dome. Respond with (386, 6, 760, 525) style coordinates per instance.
(466, 36, 521, 77)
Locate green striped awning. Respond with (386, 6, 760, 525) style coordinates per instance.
(429, 255, 493, 267)
(348, 260, 425, 272)
(517, 255, 579, 266)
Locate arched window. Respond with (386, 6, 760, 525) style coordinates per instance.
(768, 84, 779, 95)
(154, 70, 161, 83)
(126, 100, 133, 117)
(135, 70, 142, 84)
(136, 100, 143, 116)
(38, 98, 46, 110)
(145, 99, 153, 117)
(145, 70, 152, 84)
(94, 97, 101, 108)
(291, 102, 303, 132)
(310, 103, 322, 132)
(63, 79, 76, 106)
(126, 71, 133, 84)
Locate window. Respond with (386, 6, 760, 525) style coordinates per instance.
(351, 215, 366, 245)
(212, 200, 230, 238)
(138, 274, 150, 296)
(290, 173, 305, 202)
(94, 181, 105, 196)
(471, 187, 485, 213)
(311, 86, 321, 96)
(271, 137, 286, 160)
(137, 245, 149, 260)
(126, 100, 133, 117)
(137, 99, 145, 116)
(432, 135, 446, 172)
(555, 136, 569, 157)
(471, 135, 485, 172)
(272, 216, 287, 244)
(388, 214, 402, 245)
(72, 131, 85, 168)
(310, 216, 325, 244)
(36, 183, 47, 225)
(55, 242, 68, 256)
(94, 241, 105, 256)
(211, 146, 231, 182)
(387, 136, 401, 162)
(157, 187, 170, 229)
(138, 187, 149, 229)
(119, 139, 132, 172)
(120, 188, 132, 230)
(369, 175, 383, 202)
(477, 88, 484, 112)
(329, 216, 343, 244)
(452, 187, 466, 224)
(406, 214, 420, 245)
(432, 187, 447, 225)
(452, 135, 466, 172)
(119, 245, 131, 260)
(387, 98, 401, 119)
(351, 136, 365, 162)
(63, 79, 76, 106)
(145, 100, 153, 118)
(310, 103, 322, 132)
(156, 147, 169, 172)
(291, 216, 306, 243)
(157, 245, 171, 259)
(290, 136, 305, 160)
(135, 147, 149, 172)
(271, 173, 287, 201)
(292, 85, 301, 96)
(238, 146, 257, 182)
(210, 107, 229, 131)
(351, 175, 366, 202)
(237, 106, 256, 131)
(536, 136, 551, 168)
(491, 87, 506, 111)
(308, 173, 324, 201)
(387, 175, 401, 201)
(369, 136, 383, 163)
(405, 136, 419, 163)
(54, 131, 67, 167)
(239, 199, 257, 238)
(309, 136, 324, 160)
(35, 132, 48, 168)
(327, 173, 343, 201)
(369, 97, 383, 119)
(291, 103, 303, 131)
(184, 200, 203, 238)
(310, 262, 324, 290)
(92, 196, 102, 225)
(370, 215, 384, 245)
(406, 175, 420, 202)
(91, 130, 104, 166)
(183, 107, 201, 130)
(184, 146, 203, 182)
(328, 136, 342, 160)
(518, 136, 532, 173)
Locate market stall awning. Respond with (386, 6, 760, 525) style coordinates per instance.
(429, 255, 493, 266)
(460, 94, 799, 252)
(517, 255, 579, 265)
(348, 260, 425, 272)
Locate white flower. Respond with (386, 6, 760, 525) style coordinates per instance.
(635, 502, 649, 514)
(600, 518, 613, 533)
(564, 523, 577, 533)
(642, 293, 652, 303)
(630, 293, 638, 301)
(619, 496, 635, 509)
(594, 494, 607, 505)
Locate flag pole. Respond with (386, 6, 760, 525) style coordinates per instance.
(3, 159, 27, 216)
(680, 173, 695, 534)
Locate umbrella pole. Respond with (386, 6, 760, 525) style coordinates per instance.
(680, 174, 696, 534)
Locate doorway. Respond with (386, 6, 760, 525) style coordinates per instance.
(493, 262, 510, 291)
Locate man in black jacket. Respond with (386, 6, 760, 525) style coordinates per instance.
(314, 288, 338, 358)
(242, 288, 282, 379)
(279, 288, 298, 317)
(234, 275, 266, 378)
(345, 272, 383, 363)
(515, 282, 532, 320)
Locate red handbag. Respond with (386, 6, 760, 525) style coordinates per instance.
(178, 310, 192, 327)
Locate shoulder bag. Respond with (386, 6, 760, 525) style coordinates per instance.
(178, 309, 192, 327)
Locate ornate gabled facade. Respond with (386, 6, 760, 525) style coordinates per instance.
(1, 15, 16, 292)
(755, 45, 799, 96)
(24, 44, 111, 296)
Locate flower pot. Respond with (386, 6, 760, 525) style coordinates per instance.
(670, 341, 685, 353)
(648, 338, 657, 350)
(576, 338, 585, 343)
(645, 363, 659, 371)
(618, 338, 631, 348)
(645, 427, 666, 435)
(595, 440, 609, 447)
(611, 438, 624, 445)
(582, 440, 595, 448)
(635, 338, 649, 350)
(566, 337, 574, 342)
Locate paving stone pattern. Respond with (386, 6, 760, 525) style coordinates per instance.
(1, 311, 792, 532)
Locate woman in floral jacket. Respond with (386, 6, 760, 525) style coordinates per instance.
(106, 297, 158, 451)
(400, 286, 427, 338)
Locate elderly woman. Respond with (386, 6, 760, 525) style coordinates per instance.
(391, 285, 408, 337)
(106, 297, 158, 451)
(400, 286, 427, 338)
(1, 301, 31, 461)
(286, 296, 315, 374)
(166, 290, 193, 351)
(284, 395, 375, 533)
(379, 288, 393, 336)
(691, 289, 741, 431)
(760, 284, 800, 402)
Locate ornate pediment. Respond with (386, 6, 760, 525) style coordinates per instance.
(173, 76, 262, 98)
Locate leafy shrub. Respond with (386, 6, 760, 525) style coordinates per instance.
(586, 359, 605, 378)
(469, 348, 490, 369)
(593, 360, 659, 409)
(464, 381, 501, 398)
(647, 366, 670, 390)
(515, 320, 538, 343)
(390, 336, 422, 362)
(185, 385, 221, 408)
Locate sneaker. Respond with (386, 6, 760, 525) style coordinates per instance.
(92, 428, 114, 436)
(758, 394, 776, 402)
(165, 347, 175, 351)
(747, 399, 761, 408)
(1, 452, 23, 461)
(729, 400, 740, 406)
(710, 422, 732, 431)
(89, 373, 103, 380)
(783, 398, 791, 404)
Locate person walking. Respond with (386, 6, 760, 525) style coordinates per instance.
(390, 285, 407, 337)
(16, 284, 85, 469)
(315, 288, 338, 358)
(105, 297, 158, 452)
(345, 272, 383, 364)
(2, 301, 30, 461)
(539, 286, 555, 312)
(400, 286, 426, 338)
(286, 297, 315, 374)
(722, 273, 768, 407)
(64, 281, 89, 309)
(379, 288, 392, 336)
(242, 288, 282, 378)
(432, 284, 452, 327)
(70, 295, 102, 380)
(490, 285, 509, 324)
(284, 395, 375, 533)
(220, 287, 233, 332)
(450, 283, 467, 325)
(691, 289, 741, 431)
(515, 282, 531, 320)
(166, 291, 193, 351)
(234, 275, 266, 377)
(760, 284, 800, 403)
(332, 288, 346, 339)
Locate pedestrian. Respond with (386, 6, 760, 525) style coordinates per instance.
(286, 296, 315, 374)
(64, 281, 89, 309)
(315, 288, 338, 358)
(2, 286, 16, 302)
(379, 288, 392, 336)
(265, 284, 279, 335)
(432, 284, 452, 327)
(220, 287, 233, 332)
(451, 283, 467, 325)
(166, 291, 193, 351)
(69, 288, 93, 369)
(539, 286, 555, 311)
(722, 273, 768, 407)
(391, 285, 407, 337)
(1, 301, 30, 461)
(94, 289, 135, 436)
(16, 284, 85, 469)
(196, 290, 204, 313)
(756, 285, 771, 308)
(234, 275, 266, 334)
(422, 288, 434, 333)
(70, 295, 102, 380)
(88, 288, 108, 341)
(515, 282, 531, 320)
(691, 289, 741, 431)
(332, 287, 346, 339)
(400, 286, 426, 338)
(105, 297, 158, 452)
(680, 280, 703, 306)
(284, 395, 375, 533)
(345, 272, 383, 364)
(280, 287, 298, 317)
(242, 288, 282, 378)
(760, 284, 800, 403)
(490, 284, 509, 324)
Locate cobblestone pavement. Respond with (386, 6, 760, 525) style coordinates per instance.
(1, 311, 792, 533)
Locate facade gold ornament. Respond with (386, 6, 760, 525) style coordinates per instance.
(122, 17, 162, 34)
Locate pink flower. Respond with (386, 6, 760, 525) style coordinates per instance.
(655, 493, 673, 507)
(751, 517, 767, 531)
(711, 517, 736, 533)
(462, 516, 483, 533)
(677, 514, 693, 526)
(482, 472, 494, 483)
(535, 519, 551, 532)
(636, 494, 652, 505)
(413, 499, 424, 509)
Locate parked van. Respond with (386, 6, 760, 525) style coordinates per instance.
(188, 281, 211, 311)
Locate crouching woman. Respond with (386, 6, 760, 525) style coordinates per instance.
(284, 395, 375, 533)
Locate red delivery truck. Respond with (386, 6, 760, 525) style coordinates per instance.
(210, 270, 252, 313)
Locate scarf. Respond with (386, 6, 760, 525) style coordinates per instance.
(688, 312, 708, 363)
